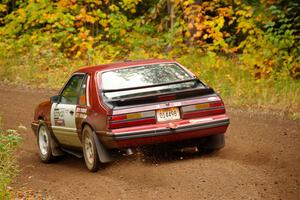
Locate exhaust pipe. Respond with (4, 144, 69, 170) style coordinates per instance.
(125, 148, 134, 155)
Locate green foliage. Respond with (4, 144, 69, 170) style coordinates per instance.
(0, 0, 146, 57)
(239, 1, 300, 79)
(0, 0, 299, 114)
(178, 51, 300, 116)
(1, 0, 298, 78)
(0, 116, 22, 199)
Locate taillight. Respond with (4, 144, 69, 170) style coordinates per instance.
(181, 101, 225, 119)
(109, 111, 156, 129)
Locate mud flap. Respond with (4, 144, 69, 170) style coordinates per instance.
(51, 138, 64, 156)
(92, 131, 113, 163)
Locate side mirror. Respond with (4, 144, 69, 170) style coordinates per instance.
(50, 95, 60, 103)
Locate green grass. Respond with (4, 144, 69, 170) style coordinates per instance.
(0, 116, 22, 199)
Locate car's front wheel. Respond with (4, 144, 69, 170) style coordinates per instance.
(82, 126, 100, 172)
(37, 121, 55, 163)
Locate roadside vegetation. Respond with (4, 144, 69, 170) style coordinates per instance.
(0, 115, 22, 199)
(0, 0, 299, 117)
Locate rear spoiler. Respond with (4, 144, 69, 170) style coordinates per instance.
(104, 87, 215, 107)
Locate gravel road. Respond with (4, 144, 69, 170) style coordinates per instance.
(0, 84, 299, 200)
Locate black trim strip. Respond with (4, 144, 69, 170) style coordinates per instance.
(111, 93, 219, 111)
(106, 119, 229, 141)
(182, 106, 225, 113)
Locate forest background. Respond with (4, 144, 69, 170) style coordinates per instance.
(0, 0, 299, 116)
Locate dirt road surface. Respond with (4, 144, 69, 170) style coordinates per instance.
(0, 84, 299, 200)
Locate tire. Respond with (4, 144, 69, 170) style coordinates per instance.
(82, 126, 100, 172)
(197, 133, 225, 153)
(37, 121, 55, 163)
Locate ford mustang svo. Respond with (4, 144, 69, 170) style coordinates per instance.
(31, 59, 230, 172)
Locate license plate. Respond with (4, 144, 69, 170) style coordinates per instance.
(156, 107, 180, 122)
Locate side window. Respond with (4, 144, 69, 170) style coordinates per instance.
(60, 74, 85, 105)
(78, 76, 88, 106)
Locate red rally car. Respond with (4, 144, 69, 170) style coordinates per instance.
(31, 59, 229, 172)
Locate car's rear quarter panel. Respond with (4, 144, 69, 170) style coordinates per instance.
(78, 73, 113, 146)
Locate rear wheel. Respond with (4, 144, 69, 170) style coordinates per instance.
(37, 122, 55, 163)
(197, 133, 225, 153)
(82, 126, 100, 172)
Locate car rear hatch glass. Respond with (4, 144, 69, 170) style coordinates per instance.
(99, 63, 209, 105)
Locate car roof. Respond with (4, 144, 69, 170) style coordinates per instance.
(76, 59, 176, 74)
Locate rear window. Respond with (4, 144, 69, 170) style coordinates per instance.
(102, 63, 192, 90)
(99, 63, 204, 100)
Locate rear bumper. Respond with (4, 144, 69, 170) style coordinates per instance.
(102, 114, 229, 148)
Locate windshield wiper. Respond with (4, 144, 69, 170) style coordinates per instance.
(102, 78, 199, 93)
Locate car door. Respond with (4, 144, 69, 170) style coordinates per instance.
(50, 73, 86, 148)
